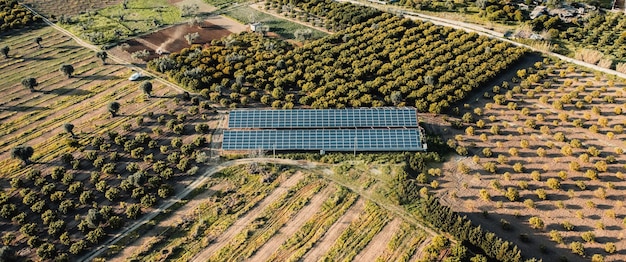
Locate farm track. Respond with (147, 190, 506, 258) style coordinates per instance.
(190, 171, 307, 262)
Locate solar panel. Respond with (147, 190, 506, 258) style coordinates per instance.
(228, 108, 418, 129)
(222, 129, 425, 151)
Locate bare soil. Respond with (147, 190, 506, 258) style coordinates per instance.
(301, 197, 365, 262)
(109, 15, 246, 64)
(248, 185, 337, 261)
(190, 171, 306, 262)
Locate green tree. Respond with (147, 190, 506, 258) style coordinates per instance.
(108, 101, 120, 117)
(63, 123, 75, 138)
(69, 240, 87, 255)
(35, 37, 43, 48)
(36, 242, 56, 260)
(529, 216, 544, 229)
(570, 241, 585, 256)
(126, 204, 141, 219)
(96, 51, 108, 65)
(59, 64, 74, 78)
(140, 81, 153, 97)
(581, 231, 595, 243)
(505, 187, 519, 201)
(11, 145, 34, 164)
(1, 46, 9, 58)
(21, 77, 38, 92)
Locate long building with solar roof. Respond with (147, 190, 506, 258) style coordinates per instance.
(222, 108, 427, 153)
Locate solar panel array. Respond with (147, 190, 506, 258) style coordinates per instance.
(228, 108, 418, 128)
(222, 108, 426, 152)
(222, 129, 423, 151)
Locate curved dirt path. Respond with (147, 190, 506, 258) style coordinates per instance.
(301, 197, 365, 262)
(248, 185, 336, 262)
(189, 171, 306, 262)
(354, 218, 402, 261)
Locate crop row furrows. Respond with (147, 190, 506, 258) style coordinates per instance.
(0, 47, 93, 85)
(0, 61, 120, 119)
(0, 65, 126, 136)
(374, 222, 428, 262)
(0, 32, 73, 66)
(0, 26, 64, 48)
(0, 73, 135, 156)
(145, 172, 291, 262)
(0, 39, 77, 73)
(209, 177, 327, 262)
(0, 87, 169, 176)
(267, 187, 359, 262)
(0, 51, 90, 89)
(320, 201, 392, 261)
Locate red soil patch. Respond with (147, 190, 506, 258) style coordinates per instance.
(117, 21, 235, 62)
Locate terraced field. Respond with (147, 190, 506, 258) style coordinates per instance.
(114, 164, 435, 262)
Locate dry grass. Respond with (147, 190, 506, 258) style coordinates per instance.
(616, 63, 626, 74)
(574, 49, 603, 65)
(597, 59, 613, 69)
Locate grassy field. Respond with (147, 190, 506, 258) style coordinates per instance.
(223, 6, 327, 40)
(58, 0, 183, 44)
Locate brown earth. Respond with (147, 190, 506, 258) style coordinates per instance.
(109, 15, 247, 65)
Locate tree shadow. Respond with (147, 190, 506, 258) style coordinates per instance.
(78, 74, 123, 81)
(44, 88, 92, 96)
(22, 56, 53, 61)
(0, 105, 49, 111)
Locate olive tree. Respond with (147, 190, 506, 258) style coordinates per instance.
(140, 81, 153, 97)
(63, 123, 75, 138)
(59, 64, 74, 78)
(11, 145, 34, 164)
(21, 77, 38, 92)
(33, 37, 43, 48)
(108, 101, 120, 117)
(96, 51, 108, 65)
(1, 46, 9, 58)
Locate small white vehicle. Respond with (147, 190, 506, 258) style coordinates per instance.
(128, 72, 142, 81)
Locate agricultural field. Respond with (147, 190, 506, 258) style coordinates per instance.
(440, 60, 626, 261)
(20, 0, 121, 17)
(0, 24, 221, 261)
(55, 0, 184, 45)
(108, 162, 440, 262)
(223, 6, 328, 40)
(111, 16, 247, 63)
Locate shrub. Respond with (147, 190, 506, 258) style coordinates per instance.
(529, 216, 544, 229)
